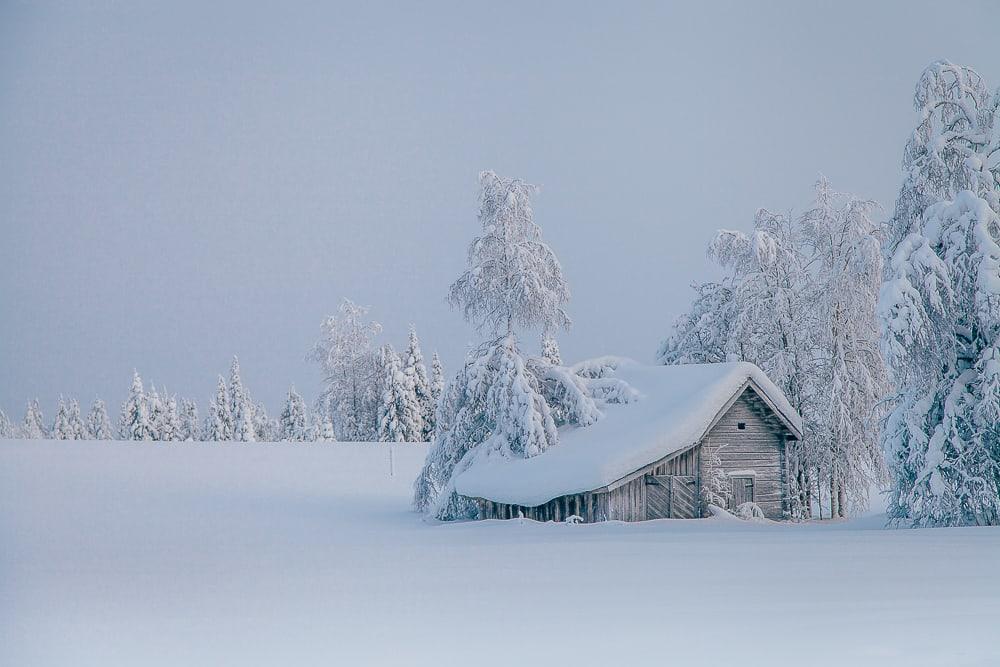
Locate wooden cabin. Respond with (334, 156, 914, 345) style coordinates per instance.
(453, 361, 802, 523)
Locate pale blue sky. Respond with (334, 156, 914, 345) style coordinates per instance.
(2, 1, 998, 416)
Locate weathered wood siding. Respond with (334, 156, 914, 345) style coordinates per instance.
(701, 389, 788, 520)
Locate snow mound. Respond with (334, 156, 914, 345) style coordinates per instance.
(454, 360, 801, 507)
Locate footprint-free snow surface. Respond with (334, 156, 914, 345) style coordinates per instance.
(2, 440, 999, 666)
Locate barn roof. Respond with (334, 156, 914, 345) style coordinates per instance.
(453, 360, 802, 508)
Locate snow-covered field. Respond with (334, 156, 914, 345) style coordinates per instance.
(2, 440, 999, 667)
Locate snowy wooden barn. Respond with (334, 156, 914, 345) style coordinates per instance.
(454, 361, 802, 522)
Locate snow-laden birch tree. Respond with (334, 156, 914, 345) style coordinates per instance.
(660, 179, 888, 517)
(880, 60, 1000, 527)
(415, 170, 569, 520)
(308, 299, 383, 441)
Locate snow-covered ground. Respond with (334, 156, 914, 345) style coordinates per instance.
(2, 440, 998, 667)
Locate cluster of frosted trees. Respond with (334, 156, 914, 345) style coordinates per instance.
(661, 60, 1000, 526)
(659, 178, 888, 519)
(2, 339, 445, 442)
(308, 306, 445, 443)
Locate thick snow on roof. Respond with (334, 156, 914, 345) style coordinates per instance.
(454, 360, 801, 507)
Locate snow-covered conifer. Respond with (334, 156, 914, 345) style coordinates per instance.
(308, 299, 382, 441)
(656, 281, 735, 365)
(252, 401, 271, 441)
(159, 392, 181, 442)
(540, 332, 562, 366)
(66, 399, 86, 440)
(228, 357, 256, 442)
(203, 376, 231, 441)
(22, 400, 46, 439)
(147, 385, 165, 440)
(0, 409, 13, 439)
(120, 371, 152, 441)
(279, 387, 310, 442)
(880, 62, 1000, 527)
(179, 399, 199, 441)
(430, 352, 445, 402)
(403, 327, 434, 440)
(377, 344, 421, 442)
(52, 398, 70, 439)
(87, 399, 113, 440)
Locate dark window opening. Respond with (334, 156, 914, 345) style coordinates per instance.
(737, 422, 746, 430)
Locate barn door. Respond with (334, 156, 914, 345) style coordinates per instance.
(645, 475, 698, 519)
(668, 476, 697, 519)
(645, 476, 671, 520)
(731, 476, 755, 508)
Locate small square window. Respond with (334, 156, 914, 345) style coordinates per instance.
(737, 422, 746, 430)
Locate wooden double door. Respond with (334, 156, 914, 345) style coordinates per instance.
(645, 475, 698, 519)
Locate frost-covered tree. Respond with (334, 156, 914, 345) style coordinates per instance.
(430, 352, 445, 402)
(377, 344, 421, 442)
(0, 409, 14, 439)
(308, 298, 383, 441)
(203, 376, 231, 441)
(120, 371, 152, 441)
(147, 385, 166, 440)
(66, 399, 86, 440)
(279, 386, 310, 442)
(228, 357, 256, 442)
(662, 180, 888, 518)
(403, 327, 434, 440)
(22, 399, 46, 439)
(540, 332, 562, 366)
(656, 281, 736, 365)
(252, 402, 272, 442)
(416, 171, 570, 519)
(179, 399, 199, 441)
(880, 63, 1000, 527)
(448, 171, 570, 336)
(87, 399, 113, 440)
(160, 393, 182, 442)
(52, 398, 71, 439)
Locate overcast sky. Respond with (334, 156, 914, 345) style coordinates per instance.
(1, 1, 998, 416)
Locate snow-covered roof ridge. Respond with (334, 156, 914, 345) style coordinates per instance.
(454, 360, 802, 507)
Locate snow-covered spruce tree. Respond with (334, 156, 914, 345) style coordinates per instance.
(377, 344, 421, 442)
(661, 180, 888, 518)
(540, 331, 562, 366)
(203, 376, 231, 441)
(308, 298, 382, 441)
(66, 399, 86, 440)
(430, 352, 445, 403)
(179, 399, 199, 441)
(415, 170, 569, 520)
(880, 62, 1000, 526)
(22, 400, 46, 439)
(403, 327, 434, 441)
(120, 371, 152, 441)
(147, 385, 165, 441)
(279, 386, 310, 442)
(228, 357, 256, 443)
(160, 393, 182, 442)
(52, 398, 70, 439)
(0, 409, 14, 439)
(87, 399, 113, 440)
(252, 401, 271, 441)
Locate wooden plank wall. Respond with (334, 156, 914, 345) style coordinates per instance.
(701, 391, 787, 519)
